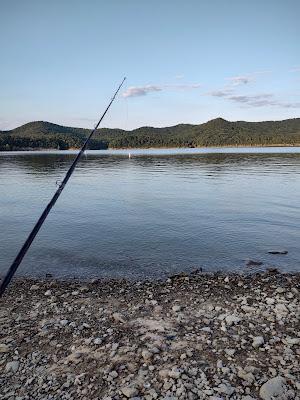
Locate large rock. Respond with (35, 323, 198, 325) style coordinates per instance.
(259, 376, 288, 400)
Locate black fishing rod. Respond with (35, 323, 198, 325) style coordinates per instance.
(0, 77, 126, 297)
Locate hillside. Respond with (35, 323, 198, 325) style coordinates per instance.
(1, 118, 300, 150)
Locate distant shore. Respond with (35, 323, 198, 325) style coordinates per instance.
(1, 143, 300, 152)
(1, 270, 299, 399)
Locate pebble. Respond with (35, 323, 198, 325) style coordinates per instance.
(112, 312, 125, 323)
(225, 314, 241, 326)
(121, 386, 139, 398)
(252, 336, 264, 348)
(30, 284, 39, 290)
(5, 361, 20, 373)
(224, 348, 235, 356)
(217, 383, 235, 396)
(0, 343, 10, 353)
(172, 305, 182, 312)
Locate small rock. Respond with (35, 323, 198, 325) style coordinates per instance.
(172, 305, 182, 312)
(93, 337, 102, 345)
(44, 290, 52, 296)
(30, 284, 39, 290)
(252, 336, 264, 348)
(275, 304, 288, 314)
(158, 369, 169, 379)
(217, 383, 235, 396)
(168, 367, 181, 379)
(237, 369, 255, 385)
(225, 315, 241, 326)
(201, 327, 212, 332)
(225, 348, 235, 356)
(283, 337, 300, 346)
(112, 312, 125, 323)
(141, 349, 152, 361)
(109, 370, 118, 379)
(0, 344, 9, 353)
(5, 361, 20, 373)
(120, 386, 139, 398)
(266, 298, 275, 305)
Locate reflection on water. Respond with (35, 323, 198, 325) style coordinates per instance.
(0, 147, 300, 279)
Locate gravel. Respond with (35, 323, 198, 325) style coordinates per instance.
(0, 271, 299, 399)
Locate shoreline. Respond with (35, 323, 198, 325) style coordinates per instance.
(1, 271, 299, 399)
(1, 144, 300, 153)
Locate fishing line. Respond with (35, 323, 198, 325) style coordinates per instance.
(0, 77, 126, 296)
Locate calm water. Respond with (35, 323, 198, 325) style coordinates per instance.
(0, 147, 300, 279)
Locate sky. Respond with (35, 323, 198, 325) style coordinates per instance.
(0, 0, 299, 130)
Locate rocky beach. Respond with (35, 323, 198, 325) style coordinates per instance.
(0, 271, 299, 400)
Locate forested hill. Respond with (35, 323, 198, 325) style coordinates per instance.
(1, 118, 300, 150)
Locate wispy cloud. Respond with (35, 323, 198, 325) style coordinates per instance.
(207, 89, 234, 97)
(228, 93, 272, 104)
(227, 75, 254, 86)
(206, 89, 300, 109)
(227, 93, 300, 108)
(122, 85, 162, 98)
(166, 83, 201, 90)
(122, 83, 201, 98)
(226, 71, 271, 87)
(290, 66, 300, 72)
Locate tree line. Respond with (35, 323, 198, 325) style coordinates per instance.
(1, 118, 300, 150)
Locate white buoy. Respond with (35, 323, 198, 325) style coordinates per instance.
(128, 152, 131, 159)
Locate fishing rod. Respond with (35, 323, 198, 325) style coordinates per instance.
(0, 77, 126, 297)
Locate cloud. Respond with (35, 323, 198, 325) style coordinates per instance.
(122, 85, 162, 98)
(122, 83, 201, 98)
(166, 83, 201, 90)
(206, 89, 300, 109)
(208, 89, 234, 97)
(290, 67, 300, 72)
(227, 93, 300, 108)
(227, 75, 254, 86)
(228, 93, 272, 104)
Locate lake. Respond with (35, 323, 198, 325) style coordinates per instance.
(0, 147, 300, 279)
